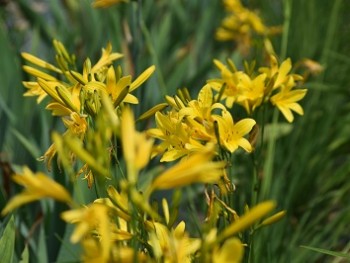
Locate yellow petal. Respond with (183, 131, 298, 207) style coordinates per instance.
(129, 65, 156, 92)
(213, 237, 243, 263)
(22, 66, 58, 81)
(22, 52, 62, 73)
(219, 201, 276, 240)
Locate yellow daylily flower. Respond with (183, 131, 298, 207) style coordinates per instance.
(209, 59, 246, 108)
(218, 201, 276, 241)
(213, 237, 244, 263)
(147, 111, 206, 162)
(259, 55, 303, 92)
(61, 203, 111, 261)
(91, 42, 123, 74)
(179, 85, 226, 141)
(105, 65, 155, 106)
(62, 112, 88, 137)
(236, 73, 267, 114)
(180, 84, 226, 123)
(121, 107, 154, 182)
(148, 221, 201, 262)
(22, 81, 48, 103)
(1, 167, 73, 215)
(213, 110, 256, 153)
(270, 77, 307, 123)
(216, 0, 279, 55)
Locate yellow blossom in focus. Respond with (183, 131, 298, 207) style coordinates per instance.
(209, 59, 245, 108)
(213, 110, 256, 153)
(91, 42, 123, 74)
(147, 111, 206, 162)
(105, 65, 156, 107)
(270, 77, 307, 123)
(1, 167, 73, 215)
(236, 73, 267, 114)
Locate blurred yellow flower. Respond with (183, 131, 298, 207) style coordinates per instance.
(218, 201, 276, 241)
(216, 0, 280, 55)
(1, 167, 73, 215)
(92, 0, 128, 8)
(236, 73, 267, 114)
(213, 237, 243, 263)
(61, 203, 111, 262)
(148, 221, 201, 262)
(150, 151, 226, 191)
(209, 59, 245, 108)
(121, 107, 154, 183)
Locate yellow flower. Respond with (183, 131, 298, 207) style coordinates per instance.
(213, 110, 255, 153)
(147, 111, 205, 162)
(213, 237, 243, 263)
(236, 73, 266, 114)
(209, 59, 245, 108)
(1, 167, 73, 215)
(270, 77, 307, 123)
(180, 84, 226, 121)
(105, 65, 155, 106)
(216, 0, 278, 55)
(179, 84, 226, 141)
(61, 203, 111, 262)
(218, 201, 276, 241)
(150, 151, 226, 191)
(91, 42, 123, 74)
(121, 107, 154, 183)
(92, 0, 128, 8)
(148, 221, 201, 262)
(259, 55, 303, 91)
(62, 112, 88, 137)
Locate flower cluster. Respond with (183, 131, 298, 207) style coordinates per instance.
(147, 55, 307, 170)
(147, 85, 256, 162)
(22, 40, 155, 174)
(216, 0, 281, 54)
(209, 56, 307, 122)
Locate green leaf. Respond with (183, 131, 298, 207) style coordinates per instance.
(37, 224, 48, 263)
(19, 245, 29, 263)
(300, 245, 350, 259)
(0, 215, 15, 263)
(10, 128, 41, 159)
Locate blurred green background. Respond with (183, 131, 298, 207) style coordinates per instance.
(0, 0, 350, 262)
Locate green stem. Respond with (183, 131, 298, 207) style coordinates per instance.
(280, 0, 292, 60)
(260, 108, 279, 200)
(139, 7, 168, 96)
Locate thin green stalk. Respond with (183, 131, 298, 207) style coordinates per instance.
(260, 108, 279, 200)
(250, 153, 259, 206)
(320, 0, 343, 65)
(280, 0, 292, 60)
(140, 25, 167, 96)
